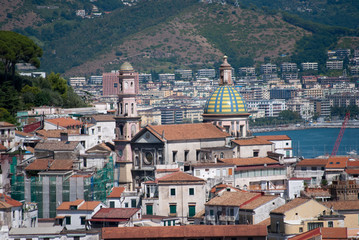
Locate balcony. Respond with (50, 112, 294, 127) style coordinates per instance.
(219, 215, 235, 222)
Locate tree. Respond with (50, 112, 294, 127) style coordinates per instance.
(0, 31, 42, 83)
(278, 110, 302, 121)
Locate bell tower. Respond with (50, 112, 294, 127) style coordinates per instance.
(114, 62, 140, 190)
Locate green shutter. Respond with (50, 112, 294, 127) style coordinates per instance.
(189, 188, 194, 195)
(131, 199, 136, 208)
(146, 205, 153, 215)
(189, 205, 196, 217)
(170, 204, 177, 214)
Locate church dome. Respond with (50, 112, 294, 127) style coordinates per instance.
(204, 85, 247, 114)
(120, 61, 134, 71)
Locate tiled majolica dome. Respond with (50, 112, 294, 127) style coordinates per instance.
(120, 61, 134, 71)
(204, 85, 247, 114)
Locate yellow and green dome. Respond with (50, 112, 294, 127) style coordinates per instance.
(120, 61, 134, 71)
(204, 85, 247, 114)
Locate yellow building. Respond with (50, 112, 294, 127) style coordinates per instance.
(269, 198, 345, 240)
(323, 200, 359, 229)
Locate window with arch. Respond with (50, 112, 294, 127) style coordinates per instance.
(220, 152, 224, 159)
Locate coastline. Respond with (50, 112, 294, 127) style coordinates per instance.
(251, 122, 359, 133)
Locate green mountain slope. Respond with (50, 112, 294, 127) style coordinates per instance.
(1, 0, 358, 76)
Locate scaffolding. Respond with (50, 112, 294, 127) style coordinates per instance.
(10, 156, 114, 218)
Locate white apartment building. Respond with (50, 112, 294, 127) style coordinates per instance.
(326, 60, 343, 70)
(246, 99, 286, 117)
(280, 62, 297, 72)
(69, 77, 86, 87)
(301, 62, 318, 71)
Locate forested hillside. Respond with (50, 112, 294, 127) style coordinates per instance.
(1, 0, 358, 76)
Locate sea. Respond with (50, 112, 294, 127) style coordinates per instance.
(254, 128, 359, 158)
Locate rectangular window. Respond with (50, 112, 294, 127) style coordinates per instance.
(210, 209, 214, 216)
(110, 201, 115, 208)
(328, 221, 333, 227)
(131, 199, 136, 208)
(196, 150, 200, 161)
(189, 188, 194, 195)
(188, 205, 196, 218)
(65, 216, 71, 225)
(170, 188, 176, 196)
(253, 150, 259, 157)
(172, 151, 177, 162)
(228, 168, 233, 176)
(170, 204, 177, 215)
(146, 204, 153, 215)
(229, 208, 234, 216)
(184, 150, 189, 161)
(308, 222, 323, 231)
(125, 203, 128, 208)
(114, 83, 118, 88)
(80, 216, 86, 225)
(195, 170, 200, 176)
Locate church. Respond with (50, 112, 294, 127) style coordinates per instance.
(114, 57, 293, 191)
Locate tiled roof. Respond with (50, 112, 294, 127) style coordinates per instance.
(26, 146, 34, 153)
(232, 137, 273, 146)
(92, 115, 115, 122)
(25, 159, 73, 171)
(241, 195, 279, 210)
(146, 123, 230, 141)
(347, 159, 359, 167)
(35, 140, 80, 151)
(257, 135, 291, 141)
(91, 208, 139, 219)
(15, 130, 34, 137)
(325, 157, 348, 169)
(85, 142, 112, 153)
(193, 209, 205, 218)
(0, 121, 16, 128)
(256, 217, 271, 226)
(36, 129, 79, 138)
(0, 194, 22, 207)
(0, 201, 14, 209)
(107, 187, 125, 198)
(157, 171, 205, 184)
(205, 191, 261, 207)
(57, 200, 101, 211)
(301, 188, 331, 198)
(271, 198, 310, 214)
(289, 227, 347, 240)
(219, 157, 278, 166)
(102, 225, 267, 239)
(57, 199, 84, 210)
(78, 201, 102, 211)
(191, 162, 235, 168)
(155, 168, 180, 173)
(25, 159, 53, 171)
(46, 117, 83, 128)
(323, 200, 359, 211)
(346, 169, 359, 174)
(296, 158, 328, 166)
(210, 184, 242, 194)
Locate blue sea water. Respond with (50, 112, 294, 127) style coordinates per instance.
(254, 128, 359, 158)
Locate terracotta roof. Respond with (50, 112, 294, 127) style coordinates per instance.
(232, 137, 273, 146)
(26, 146, 34, 153)
(193, 209, 205, 218)
(210, 184, 242, 194)
(78, 201, 102, 211)
(15, 130, 34, 137)
(0, 194, 22, 207)
(256, 217, 271, 226)
(0, 121, 16, 128)
(323, 200, 359, 211)
(36, 129, 79, 138)
(102, 225, 267, 239)
(325, 157, 348, 169)
(25, 159, 73, 171)
(57, 199, 84, 210)
(346, 169, 359, 174)
(85, 142, 112, 153)
(155, 168, 180, 173)
(296, 158, 328, 166)
(205, 191, 261, 207)
(0, 201, 14, 209)
(301, 188, 331, 198)
(241, 195, 279, 210)
(347, 159, 359, 167)
(219, 157, 278, 166)
(157, 171, 205, 184)
(91, 208, 139, 220)
(257, 135, 291, 141)
(191, 162, 235, 168)
(107, 187, 126, 198)
(289, 227, 347, 240)
(146, 123, 229, 141)
(50, 160, 73, 171)
(92, 115, 115, 122)
(25, 159, 53, 171)
(46, 117, 83, 128)
(35, 140, 81, 151)
(271, 198, 310, 214)
(57, 200, 101, 211)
